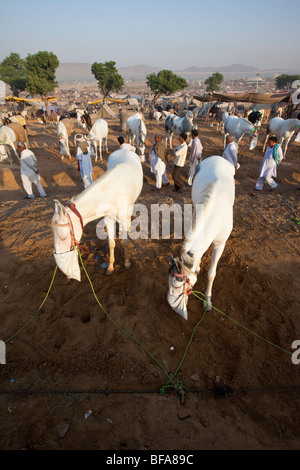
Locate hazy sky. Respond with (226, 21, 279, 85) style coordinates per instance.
(0, 0, 299, 70)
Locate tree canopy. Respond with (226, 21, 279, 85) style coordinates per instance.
(146, 70, 188, 99)
(91, 61, 124, 100)
(0, 52, 27, 96)
(204, 72, 224, 92)
(276, 74, 300, 90)
(25, 51, 59, 103)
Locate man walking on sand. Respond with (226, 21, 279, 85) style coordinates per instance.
(188, 129, 203, 186)
(172, 133, 188, 192)
(255, 136, 283, 191)
(17, 142, 46, 199)
(149, 133, 169, 191)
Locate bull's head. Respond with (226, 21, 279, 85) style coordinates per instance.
(167, 254, 197, 320)
(52, 200, 81, 281)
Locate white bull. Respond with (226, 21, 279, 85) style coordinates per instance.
(167, 156, 235, 319)
(87, 118, 109, 162)
(164, 110, 194, 149)
(126, 113, 147, 162)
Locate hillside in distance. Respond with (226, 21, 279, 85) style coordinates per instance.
(55, 62, 299, 83)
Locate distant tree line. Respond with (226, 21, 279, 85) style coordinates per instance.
(276, 74, 300, 90)
(0, 52, 192, 108)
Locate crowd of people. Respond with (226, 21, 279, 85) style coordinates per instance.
(15, 120, 285, 200)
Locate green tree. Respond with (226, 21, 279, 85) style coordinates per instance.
(25, 51, 59, 114)
(276, 74, 300, 90)
(0, 52, 27, 96)
(146, 70, 188, 101)
(91, 61, 124, 101)
(205, 72, 224, 92)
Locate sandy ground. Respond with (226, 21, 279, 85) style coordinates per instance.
(0, 112, 299, 450)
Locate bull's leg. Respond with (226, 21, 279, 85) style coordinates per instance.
(165, 132, 168, 148)
(262, 134, 269, 153)
(237, 133, 244, 146)
(6, 146, 13, 165)
(283, 136, 291, 158)
(10, 142, 19, 159)
(99, 139, 102, 161)
(224, 132, 228, 149)
(204, 242, 226, 311)
(120, 217, 132, 270)
(105, 217, 116, 275)
(95, 141, 99, 162)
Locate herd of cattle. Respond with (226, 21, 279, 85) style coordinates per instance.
(0, 101, 299, 166)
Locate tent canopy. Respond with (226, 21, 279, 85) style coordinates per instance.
(98, 104, 118, 119)
(193, 91, 291, 104)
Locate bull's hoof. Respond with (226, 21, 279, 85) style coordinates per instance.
(106, 268, 114, 276)
(204, 298, 212, 311)
(124, 261, 131, 270)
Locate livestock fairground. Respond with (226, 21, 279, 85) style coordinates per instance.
(0, 0, 299, 455)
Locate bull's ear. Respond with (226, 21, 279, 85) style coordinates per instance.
(169, 256, 182, 272)
(54, 199, 66, 217)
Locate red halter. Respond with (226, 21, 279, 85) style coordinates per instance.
(55, 203, 88, 254)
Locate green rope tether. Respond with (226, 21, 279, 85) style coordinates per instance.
(160, 309, 208, 395)
(192, 291, 292, 357)
(4, 267, 58, 344)
(78, 251, 182, 392)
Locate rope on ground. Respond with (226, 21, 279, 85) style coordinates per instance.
(78, 251, 183, 394)
(3, 251, 293, 402)
(4, 267, 58, 344)
(192, 291, 292, 357)
(78, 252, 212, 397)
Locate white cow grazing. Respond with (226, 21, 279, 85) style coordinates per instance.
(223, 115, 257, 150)
(126, 113, 147, 162)
(57, 119, 75, 160)
(52, 148, 143, 280)
(164, 110, 194, 149)
(87, 118, 109, 162)
(167, 156, 235, 320)
(262, 117, 300, 157)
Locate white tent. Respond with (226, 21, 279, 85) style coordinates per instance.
(128, 98, 139, 106)
(0, 81, 10, 103)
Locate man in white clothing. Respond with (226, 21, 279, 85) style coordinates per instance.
(172, 133, 188, 192)
(118, 136, 136, 152)
(188, 129, 203, 186)
(149, 133, 169, 191)
(17, 142, 46, 199)
(75, 135, 93, 189)
(222, 135, 239, 169)
(255, 136, 283, 190)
